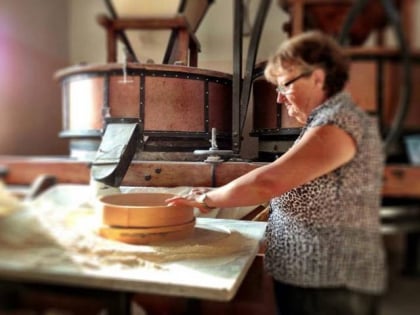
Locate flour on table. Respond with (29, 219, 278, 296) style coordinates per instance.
(0, 185, 255, 272)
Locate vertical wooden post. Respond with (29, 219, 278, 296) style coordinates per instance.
(291, 0, 304, 36)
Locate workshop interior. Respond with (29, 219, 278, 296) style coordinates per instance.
(1, 0, 420, 314)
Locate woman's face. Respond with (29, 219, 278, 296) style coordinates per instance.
(275, 66, 326, 124)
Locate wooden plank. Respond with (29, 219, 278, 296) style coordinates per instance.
(123, 161, 213, 187)
(97, 15, 190, 31)
(383, 164, 420, 198)
(0, 157, 91, 185)
(0, 157, 263, 187)
(1, 157, 419, 198)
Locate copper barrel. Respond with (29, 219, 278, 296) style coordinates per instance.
(55, 63, 232, 161)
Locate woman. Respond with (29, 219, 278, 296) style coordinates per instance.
(166, 31, 386, 315)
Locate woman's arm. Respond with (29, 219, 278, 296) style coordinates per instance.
(167, 124, 356, 210)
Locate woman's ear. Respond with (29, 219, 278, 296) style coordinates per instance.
(312, 68, 326, 87)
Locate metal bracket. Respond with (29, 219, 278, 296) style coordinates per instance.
(91, 121, 140, 187)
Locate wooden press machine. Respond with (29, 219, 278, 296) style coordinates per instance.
(2, 0, 420, 221)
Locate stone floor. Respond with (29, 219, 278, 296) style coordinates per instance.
(380, 234, 420, 315)
(381, 274, 420, 315)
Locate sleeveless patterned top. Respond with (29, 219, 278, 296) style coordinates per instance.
(264, 91, 387, 294)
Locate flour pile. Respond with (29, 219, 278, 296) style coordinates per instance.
(0, 185, 256, 272)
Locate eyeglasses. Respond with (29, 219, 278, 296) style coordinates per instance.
(275, 71, 313, 95)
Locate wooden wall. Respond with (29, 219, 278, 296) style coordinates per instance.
(0, 0, 69, 155)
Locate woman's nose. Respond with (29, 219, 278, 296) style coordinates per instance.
(277, 92, 286, 104)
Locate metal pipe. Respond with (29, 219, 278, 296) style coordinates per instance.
(240, 0, 272, 134)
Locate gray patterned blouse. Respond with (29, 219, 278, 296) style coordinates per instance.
(264, 91, 387, 294)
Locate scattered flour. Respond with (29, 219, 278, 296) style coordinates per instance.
(0, 185, 255, 272)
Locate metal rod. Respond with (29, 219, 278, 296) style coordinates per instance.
(232, 0, 243, 154)
(239, 0, 272, 133)
(380, 0, 412, 153)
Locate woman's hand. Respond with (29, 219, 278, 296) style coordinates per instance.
(165, 188, 215, 213)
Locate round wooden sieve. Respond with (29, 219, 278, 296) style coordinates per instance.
(99, 192, 194, 228)
(99, 219, 196, 245)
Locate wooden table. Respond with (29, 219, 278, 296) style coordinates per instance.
(0, 184, 267, 313)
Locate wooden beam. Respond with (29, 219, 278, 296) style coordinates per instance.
(1, 157, 420, 198)
(383, 164, 420, 198)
